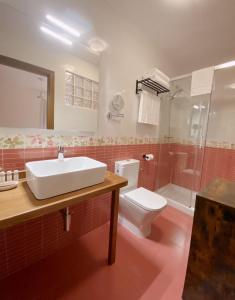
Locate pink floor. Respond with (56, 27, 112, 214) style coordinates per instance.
(0, 206, 193, 300)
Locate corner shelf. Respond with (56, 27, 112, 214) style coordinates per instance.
(136, 78, 169, 95)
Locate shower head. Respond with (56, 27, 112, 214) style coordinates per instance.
(168, 86, 183, 100)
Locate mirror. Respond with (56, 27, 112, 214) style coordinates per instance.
(0, 2, 100, 133)
(0, 55, 54, 129)
(0, 0, 161, 138)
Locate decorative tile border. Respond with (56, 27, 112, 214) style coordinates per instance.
(164, 137, 235, 150)
(206, 140, 235, 149)
(1, 132, 234, 150)
(0, 135, 25, 149)
(0, 134, 160, 149)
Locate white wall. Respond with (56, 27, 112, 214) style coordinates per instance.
(98, 33, 161, 138)
(87, 0, 168, 138)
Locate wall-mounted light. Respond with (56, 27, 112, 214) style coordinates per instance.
(40, 26, 72, 46)
(46, 14, 80, 38)
(193, 105, 199, 109)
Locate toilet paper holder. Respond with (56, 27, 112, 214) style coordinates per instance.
(143, 154, 154, 161)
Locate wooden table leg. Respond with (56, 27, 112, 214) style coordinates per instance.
(108, 188, 119, 265)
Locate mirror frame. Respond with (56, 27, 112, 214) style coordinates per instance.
(0, 55, 55, 129)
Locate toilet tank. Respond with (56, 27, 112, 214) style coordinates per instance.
(115, 159, 140, 191)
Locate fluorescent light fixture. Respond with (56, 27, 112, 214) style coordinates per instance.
(215, 60, 235, 70)
(40, 26, 72, 46)
(46, 14, 80, 37)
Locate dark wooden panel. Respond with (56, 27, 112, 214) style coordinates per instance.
(108, 188, 120, 265)
(183, 179, 235, 300)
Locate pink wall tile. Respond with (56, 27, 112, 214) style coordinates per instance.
(0, 231, 7, 279)
(43, 147, 58, 160)
(155, 143, 172, 189)
(24, 148, 44, 163)
(0, 143, 158, 280)
(1, 142, 234, 280)
(6, 223, 27, 275)
(201, 147, 235, 189)
(157, 144, 235, 192)
(0, 149, 3, 170)
(2, 149, 25, 171)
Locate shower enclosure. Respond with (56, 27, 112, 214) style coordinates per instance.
(156, 75, 211, 211)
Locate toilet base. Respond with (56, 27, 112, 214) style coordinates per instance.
(118, 214, 151, 238)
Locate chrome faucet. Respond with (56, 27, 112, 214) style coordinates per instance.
(58, 146, 65, 160)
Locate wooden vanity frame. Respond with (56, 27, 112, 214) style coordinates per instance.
(0, 55, 54, 129)
(0, 171, 127, 265)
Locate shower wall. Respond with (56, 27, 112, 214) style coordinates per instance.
(200, 66, 235, 188)
(156, 66, 235, 201)
(156, 75, 209, 197)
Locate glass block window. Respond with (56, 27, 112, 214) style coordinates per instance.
(65, 71, 99, 110)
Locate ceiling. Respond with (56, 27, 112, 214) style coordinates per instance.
(105, 0, 235, 76)
(2, 0, 235, 77)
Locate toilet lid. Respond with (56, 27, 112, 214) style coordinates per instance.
(124, 187, 167, 211)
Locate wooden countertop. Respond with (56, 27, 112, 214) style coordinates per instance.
(0, 171, 127, 230)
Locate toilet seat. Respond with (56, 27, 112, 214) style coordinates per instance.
(123, 187, 167, 212)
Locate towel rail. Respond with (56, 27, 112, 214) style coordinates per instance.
(136, 78, 169, 95)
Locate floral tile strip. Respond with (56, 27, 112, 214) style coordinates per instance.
(0, 134, 160, 149)
(0, 132, 235, 149)
(0, 135, 25, 149)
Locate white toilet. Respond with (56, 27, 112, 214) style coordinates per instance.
(115, 159, 167, 238)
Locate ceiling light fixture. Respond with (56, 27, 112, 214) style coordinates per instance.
(88, 38, 107, 53)
(193, 105, 199, 109)
(46, 14, 80, 37)
(40, 26, 72, 46)
(215, 60, 235, 70)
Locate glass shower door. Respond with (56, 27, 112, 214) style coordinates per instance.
(156, 76, 211, 209)
(188, 94, 211, 207)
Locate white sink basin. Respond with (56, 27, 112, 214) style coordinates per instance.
(26, 157, 107, 200)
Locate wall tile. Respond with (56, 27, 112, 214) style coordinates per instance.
(1, 140, 234, 280)
(0, 230, 7, 280)
(2, 149, 25, 171)
(0, 143, 158, 280)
